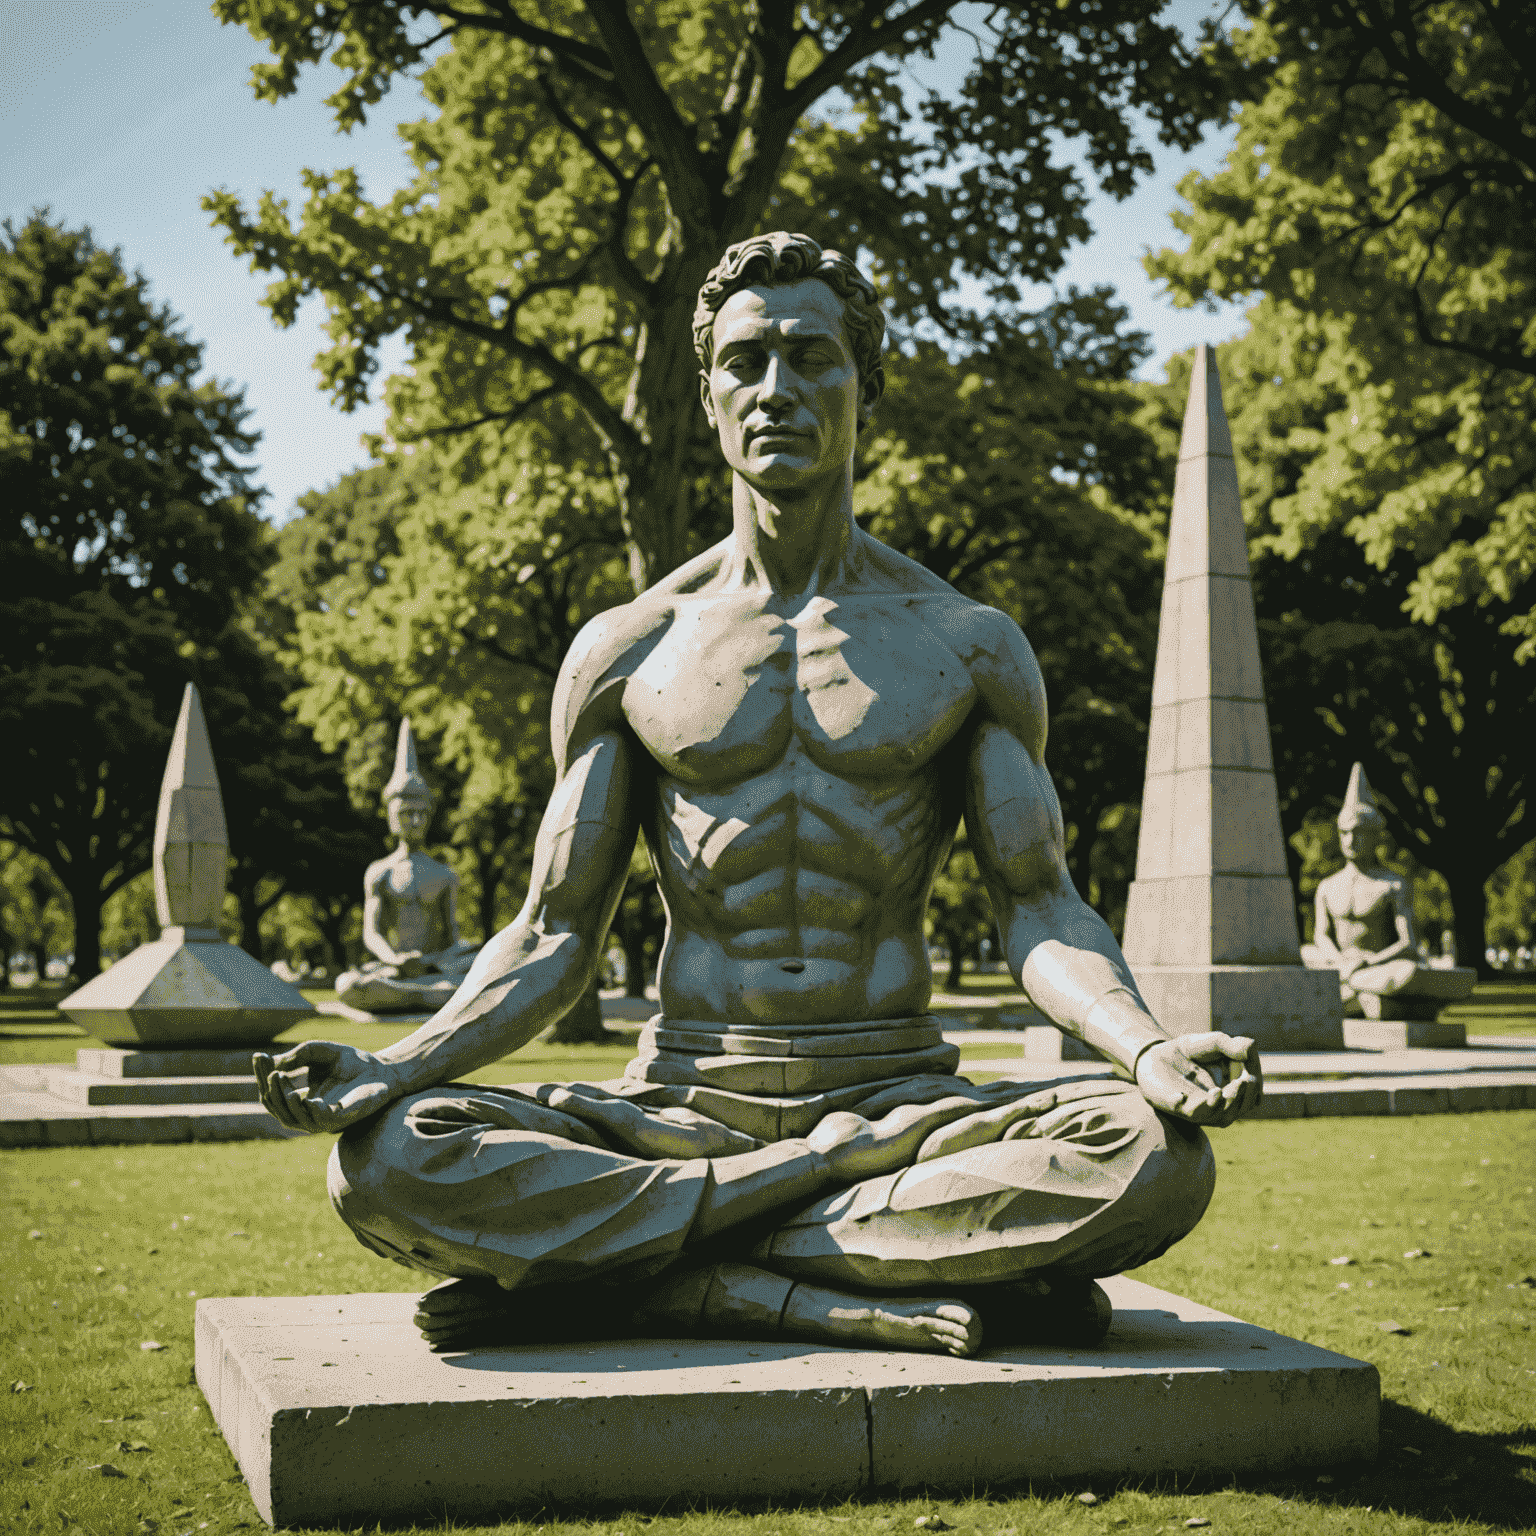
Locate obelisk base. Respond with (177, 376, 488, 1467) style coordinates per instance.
(61, 933, 314, 1049)
(1130, 964, 1344, 1051)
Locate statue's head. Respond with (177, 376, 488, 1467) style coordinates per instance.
(382, 718, 434, 848)
(1337, 761, 1386, 864)
(693, 233, 886, 488)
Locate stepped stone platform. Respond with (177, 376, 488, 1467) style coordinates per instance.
(196, 1276, 1378, 1528)
(0, 1048, 302, 1147)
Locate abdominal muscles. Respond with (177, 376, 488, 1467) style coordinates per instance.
(652, 765, 945, 1027)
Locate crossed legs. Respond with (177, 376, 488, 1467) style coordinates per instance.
(328, 1078, 1213, 1356)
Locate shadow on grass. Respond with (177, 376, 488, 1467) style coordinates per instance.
(988, 1398, 1534, 1531)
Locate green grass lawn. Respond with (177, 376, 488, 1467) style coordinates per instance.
(3, 1112, 1531, 1536)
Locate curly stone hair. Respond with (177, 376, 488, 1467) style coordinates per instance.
(692, 232, 886, 414)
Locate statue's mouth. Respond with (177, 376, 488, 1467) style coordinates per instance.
(779, 960, 806, 974)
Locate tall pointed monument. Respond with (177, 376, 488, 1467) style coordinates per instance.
(61, 684, 314, 1048)
(1121, 346, 1343, 1049)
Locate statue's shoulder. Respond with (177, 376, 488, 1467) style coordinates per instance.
(857, 536, 1046, 753)
(412, 849, 457, 882)
(551, 544, 729, 764)
(361, 854, 397, 892)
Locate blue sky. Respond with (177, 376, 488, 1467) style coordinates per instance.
(2, 0, 1244, 522)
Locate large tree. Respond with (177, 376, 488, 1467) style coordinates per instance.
(1142, 1, 1534, 970)
(209, 0, 1227, 588)
(1, 213, 378, 979)
(1146, 0, 1535, 656)
(0, 215, 270, 979)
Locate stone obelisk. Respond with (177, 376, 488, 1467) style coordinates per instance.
(1121, 346, 1343, 1049)
(61, 684, 314, 1048)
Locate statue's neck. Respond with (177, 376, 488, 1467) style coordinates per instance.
(728, 467, 857, 599)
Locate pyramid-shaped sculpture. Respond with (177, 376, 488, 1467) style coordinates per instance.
(61, 685, 314, 1048)
(1120, 346, 1343, 1049)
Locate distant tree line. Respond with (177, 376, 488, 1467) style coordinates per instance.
(2, 0, 1530, 986)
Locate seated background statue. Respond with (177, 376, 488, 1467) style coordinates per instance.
(334, 720, 479, 1014)
(258, 233, 1261, 1360)
(1301, 763, 1475, 1020)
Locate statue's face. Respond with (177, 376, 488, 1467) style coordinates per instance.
(1340, 818, 1383, 863)
(701, 279, 875, 492)
(389, 797, 432, 845)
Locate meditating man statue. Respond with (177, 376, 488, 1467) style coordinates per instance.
(1301, 763, 1475, 1020)
(333, 720, 479, 1014)
(257, 233, 1262, 1358)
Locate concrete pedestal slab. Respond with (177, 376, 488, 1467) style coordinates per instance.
(74, 1046, 259, 1076)
(196, 1278, 1378, 1528)
(1344, 1018, 1468, 1051)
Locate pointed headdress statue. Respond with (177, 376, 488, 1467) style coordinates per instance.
(1337, 762, 1386, 830)
(382, 718, 434, 807)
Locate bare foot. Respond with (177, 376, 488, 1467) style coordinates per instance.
(414, 1277, 513, 1352)
(783, 1281, 982, 1357)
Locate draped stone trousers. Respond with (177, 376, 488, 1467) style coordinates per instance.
(327, 1014, 1215, 1305)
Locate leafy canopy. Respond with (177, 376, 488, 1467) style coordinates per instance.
(209, 0, 1228, 585)
(0, 213, 269, 977)
(1147, 1, 1535, 658)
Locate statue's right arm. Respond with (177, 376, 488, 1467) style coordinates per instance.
(255, 615, 646, 1135)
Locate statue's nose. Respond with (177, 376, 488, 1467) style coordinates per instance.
(760, 353, 793, 404)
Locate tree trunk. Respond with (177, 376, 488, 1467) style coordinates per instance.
(1440, 855, 1492, 981)
(622, 921, 649, 998)
(315, 900, 353, 975)
(62, 875, 100, 982)
(620, 269, 713, 590)
(0, 934, 10, 990)
(235, 874, 263, 960)
(549, 979, 609, 1044)
(946, 937, 965, 992)
(475, 845, 500, 946)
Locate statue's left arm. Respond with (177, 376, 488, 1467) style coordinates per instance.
(965, 613, 1262, 1127)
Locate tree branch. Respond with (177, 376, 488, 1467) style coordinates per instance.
(786, 0, 954, 115)
(1327, 0, 1536, 181)
(431, 0, 615, 80)
(578, 0, 716, 236)
(537, 74, 660, 305)
(393, 386, 559, 443)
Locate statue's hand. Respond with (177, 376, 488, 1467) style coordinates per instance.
(1337, 948, 1369, 979)
(253, 1041, 403, 1136)
(1135, 1033, 1263, 1128)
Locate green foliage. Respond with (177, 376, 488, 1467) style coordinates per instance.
(0, 843, 70, 983)
(0, 214, 269, 978)
(1148, 2, 1535, 656)
(208, 0, 1228, 588)
(0, 214, 381, 977)
(1485, 840, 1536, 952)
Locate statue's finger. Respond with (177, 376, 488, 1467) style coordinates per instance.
(260, 1083, 302, 1132)
(278, 1077, 320, 1135)
(256, 1060, 304, 1130)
